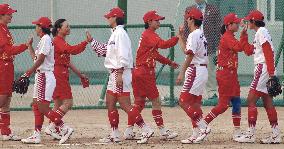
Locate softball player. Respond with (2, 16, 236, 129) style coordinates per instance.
(175, 8, 209, 144)
(21, 17, 73, 144)
(195, 13, 247, 142)
(0, 4, 30, 141)
(90, 7, 134, 143)
(235, 10, 281, 144)
(125, 10, 179, 144)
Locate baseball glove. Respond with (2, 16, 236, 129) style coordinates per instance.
(12, 77, 30, 95)
(266, 76, 282, 97)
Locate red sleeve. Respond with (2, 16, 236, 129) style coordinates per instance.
(240, 33, 254, 56)
(262, 41, 275, 76)
(226, 35, 243, 52)
(157, 36, 179, 49)
(154, 50, 172, 65)
(3, 44, 28, 55)
(0, 34, 27, 55)
(55, 38, 87, 55)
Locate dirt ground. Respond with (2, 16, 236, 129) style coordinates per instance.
(1, 107, 284, 149)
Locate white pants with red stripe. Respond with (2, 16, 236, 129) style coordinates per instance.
(182, 66, 208, 96)
(250, 63, 274, 94)
(107, 68, 132, 93)
(33, 71, 56, 102)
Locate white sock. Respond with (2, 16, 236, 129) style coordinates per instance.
(197, 119, 208, 129)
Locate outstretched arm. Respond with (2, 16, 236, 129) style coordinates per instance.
(90, 39, 107, 57)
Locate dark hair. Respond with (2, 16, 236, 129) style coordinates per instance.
(191, 18, 202, 27)
(250, 20, 265, 27)
(52, 19, 66, 37)
(41, 26, 51, 35)
(116, 17, 125, 25)
(144, 23, 149, 29)
(221, 24, 226, 35)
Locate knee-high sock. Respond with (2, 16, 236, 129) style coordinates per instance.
(248, 105, 257, 128)
(108, 109, 119, 130)
(32, 104, 44, 131)
(265, 107, 278, 128)
(152, 110, 164, 127)
(0, 111, 11, 135)
(231, 97, 241, 128)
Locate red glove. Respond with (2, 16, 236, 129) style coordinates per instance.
(80, 76, 89, 88)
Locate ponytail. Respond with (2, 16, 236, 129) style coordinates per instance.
(52, 19, 66, 37)
(221, 24, 226, 35)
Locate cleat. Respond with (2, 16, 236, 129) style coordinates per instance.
(195, 126, 211, 142)
(21, 131, 41, 144)
(59, 126, 74, 144)
(124, 126, 136, 140)
(44, 123, 61, 140)
(160, 128, 178, 140)
(137, 127, 154, 144)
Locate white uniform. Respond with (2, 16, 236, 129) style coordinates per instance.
(33, 34, 56, 101)
(91, 25, 133, 94)
(250, 27, 276, 94)
(182, 29, 208, 96)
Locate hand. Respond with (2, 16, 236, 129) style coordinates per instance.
(26, 36, 33, 47)
(177, 25, 185, 38)
(85, 30, 93, 43)
(80, 74, 90, 88)
(176, 72, 184, 85)
(116, 73, 123, 88)
(241, 24, 248, 36)
(170, 62, 179, 69)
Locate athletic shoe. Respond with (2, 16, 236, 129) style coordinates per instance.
(181, 128, 201, 144)
(2, 133, 21, 141)
(124, 126, 136, 140)
(44, 123, 61, 140)
(137, 127, 154, 144)
(21, 131, 41, 144)
(233, 128, 243, 141)
(99, 135, 121, 143)
(235, 128, 255, 143)
(59, 125, 74, 144)
(261, 127, 282, 144)
(159, 127, 178, 140)
(195, 126, 211, 142)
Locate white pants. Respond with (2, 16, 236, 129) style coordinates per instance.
(182, 66, 208, 96)
(107, 68, 132, 93)
(33, 71, 56, 102)
(250, 63, 273, 94)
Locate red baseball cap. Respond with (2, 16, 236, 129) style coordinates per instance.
(185, 8, 203, 21)
(223, 13, 241, 25)
(143, 10, 165, 23)
(0, 4, 17, 15)
(104, 7, 125, 18)
(244, 10, 264, 21)
(32, 17, 52, 28)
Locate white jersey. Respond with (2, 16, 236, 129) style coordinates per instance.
(35, 34, 54, 72)
(104, 25, 133, 69)
(186, 29, 208, 65)
(253, 27, 275, 65)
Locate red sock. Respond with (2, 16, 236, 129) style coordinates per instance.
(248, 106, 257, 127)
(0, 111, 11, 135)
(204, 100, 229, 124)
(187, 106, 203, 122)
(265, 107, 278, 128)
(152, 110, 164, 127)
(232, 113, 241, 128)
(32, 104, 44, 131)
(128, 106, 145, 128)
(108, 109, 119, 130)
(45, 108, 65, 127)
(191, 120, 198, 128)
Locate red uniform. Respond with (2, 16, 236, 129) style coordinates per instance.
(0, 23, 28, 96)
(132, 29, 178, 99)
(217, 31, 243, 97)
(52, 36, 87, 100)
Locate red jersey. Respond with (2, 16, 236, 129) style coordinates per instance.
(217, 31, 243, 69)
(0, 23, 28, 62)
(135, 29, 179, 68)
(53, 36, 88, 66)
